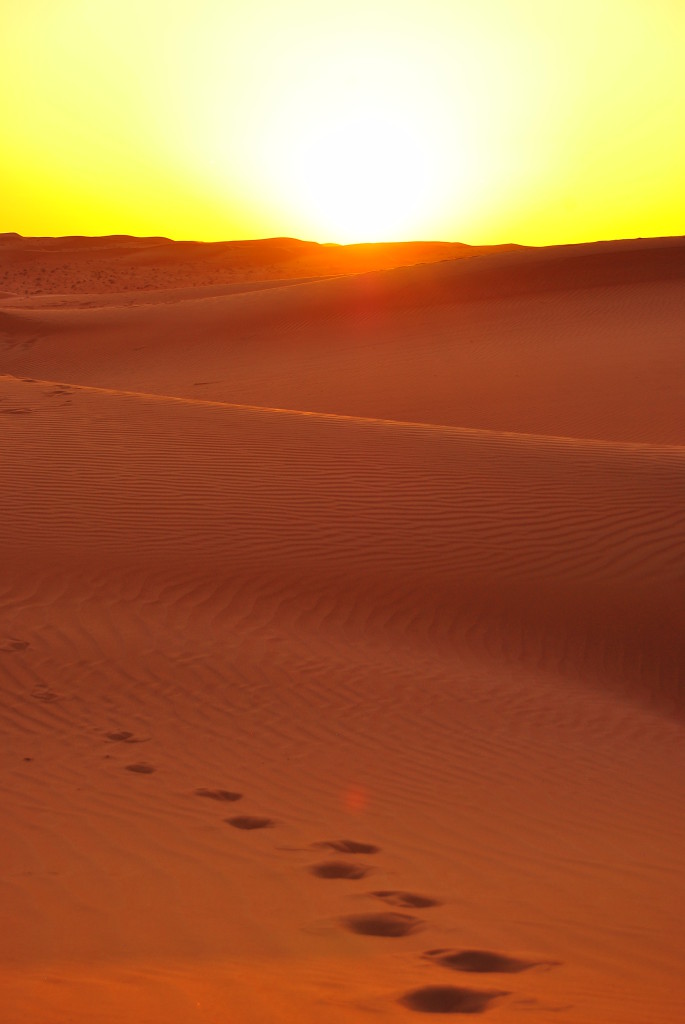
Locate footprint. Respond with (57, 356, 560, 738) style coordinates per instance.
(195, 788, 242, 802)
(398, 985, 508, 1014)
(226, 816, 275, 830)
(125, 762, 155, 774)
(372, 890, 440, 908)
(424, 949, 560, 973)
(316, 839, 380, 855)
(0, 638, 30, 653)
(340, 912, 421, 937)
(31, 686, 59, 702)
(309, 861, 369, 880)
(105, 731, 141, 743)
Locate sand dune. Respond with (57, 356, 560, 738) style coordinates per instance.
(2, 237, 684, 443)
(0, 232, 518, 299)
(1, 236, 684, 1022)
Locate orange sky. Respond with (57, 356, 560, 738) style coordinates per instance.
(3, 0, 684, 244)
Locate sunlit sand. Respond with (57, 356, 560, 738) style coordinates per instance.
(1, 234, 684, 1023)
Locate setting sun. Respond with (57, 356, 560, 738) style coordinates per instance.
(254, 46, 451, 242)
(270, 100, 437, 243)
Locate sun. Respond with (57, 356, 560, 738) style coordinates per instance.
(278, 102, 438, 243)
(247, 45, 455, 243)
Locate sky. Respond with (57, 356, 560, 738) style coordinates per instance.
(2, 0, 684, 245)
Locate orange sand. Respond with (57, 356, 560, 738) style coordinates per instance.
(1, 234, 684, 1023)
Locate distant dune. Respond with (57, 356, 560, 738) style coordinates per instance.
(1, 234, 684, 1024)
(0, 232, 521, 298)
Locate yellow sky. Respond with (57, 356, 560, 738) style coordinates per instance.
(2, 0, 684, 244)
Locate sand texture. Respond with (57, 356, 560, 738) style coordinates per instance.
(1, 235, 684, 1022)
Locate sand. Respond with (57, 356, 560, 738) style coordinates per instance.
(1, 234, 684, 1023)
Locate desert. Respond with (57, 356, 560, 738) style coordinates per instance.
(1, 232, 684, 1022)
